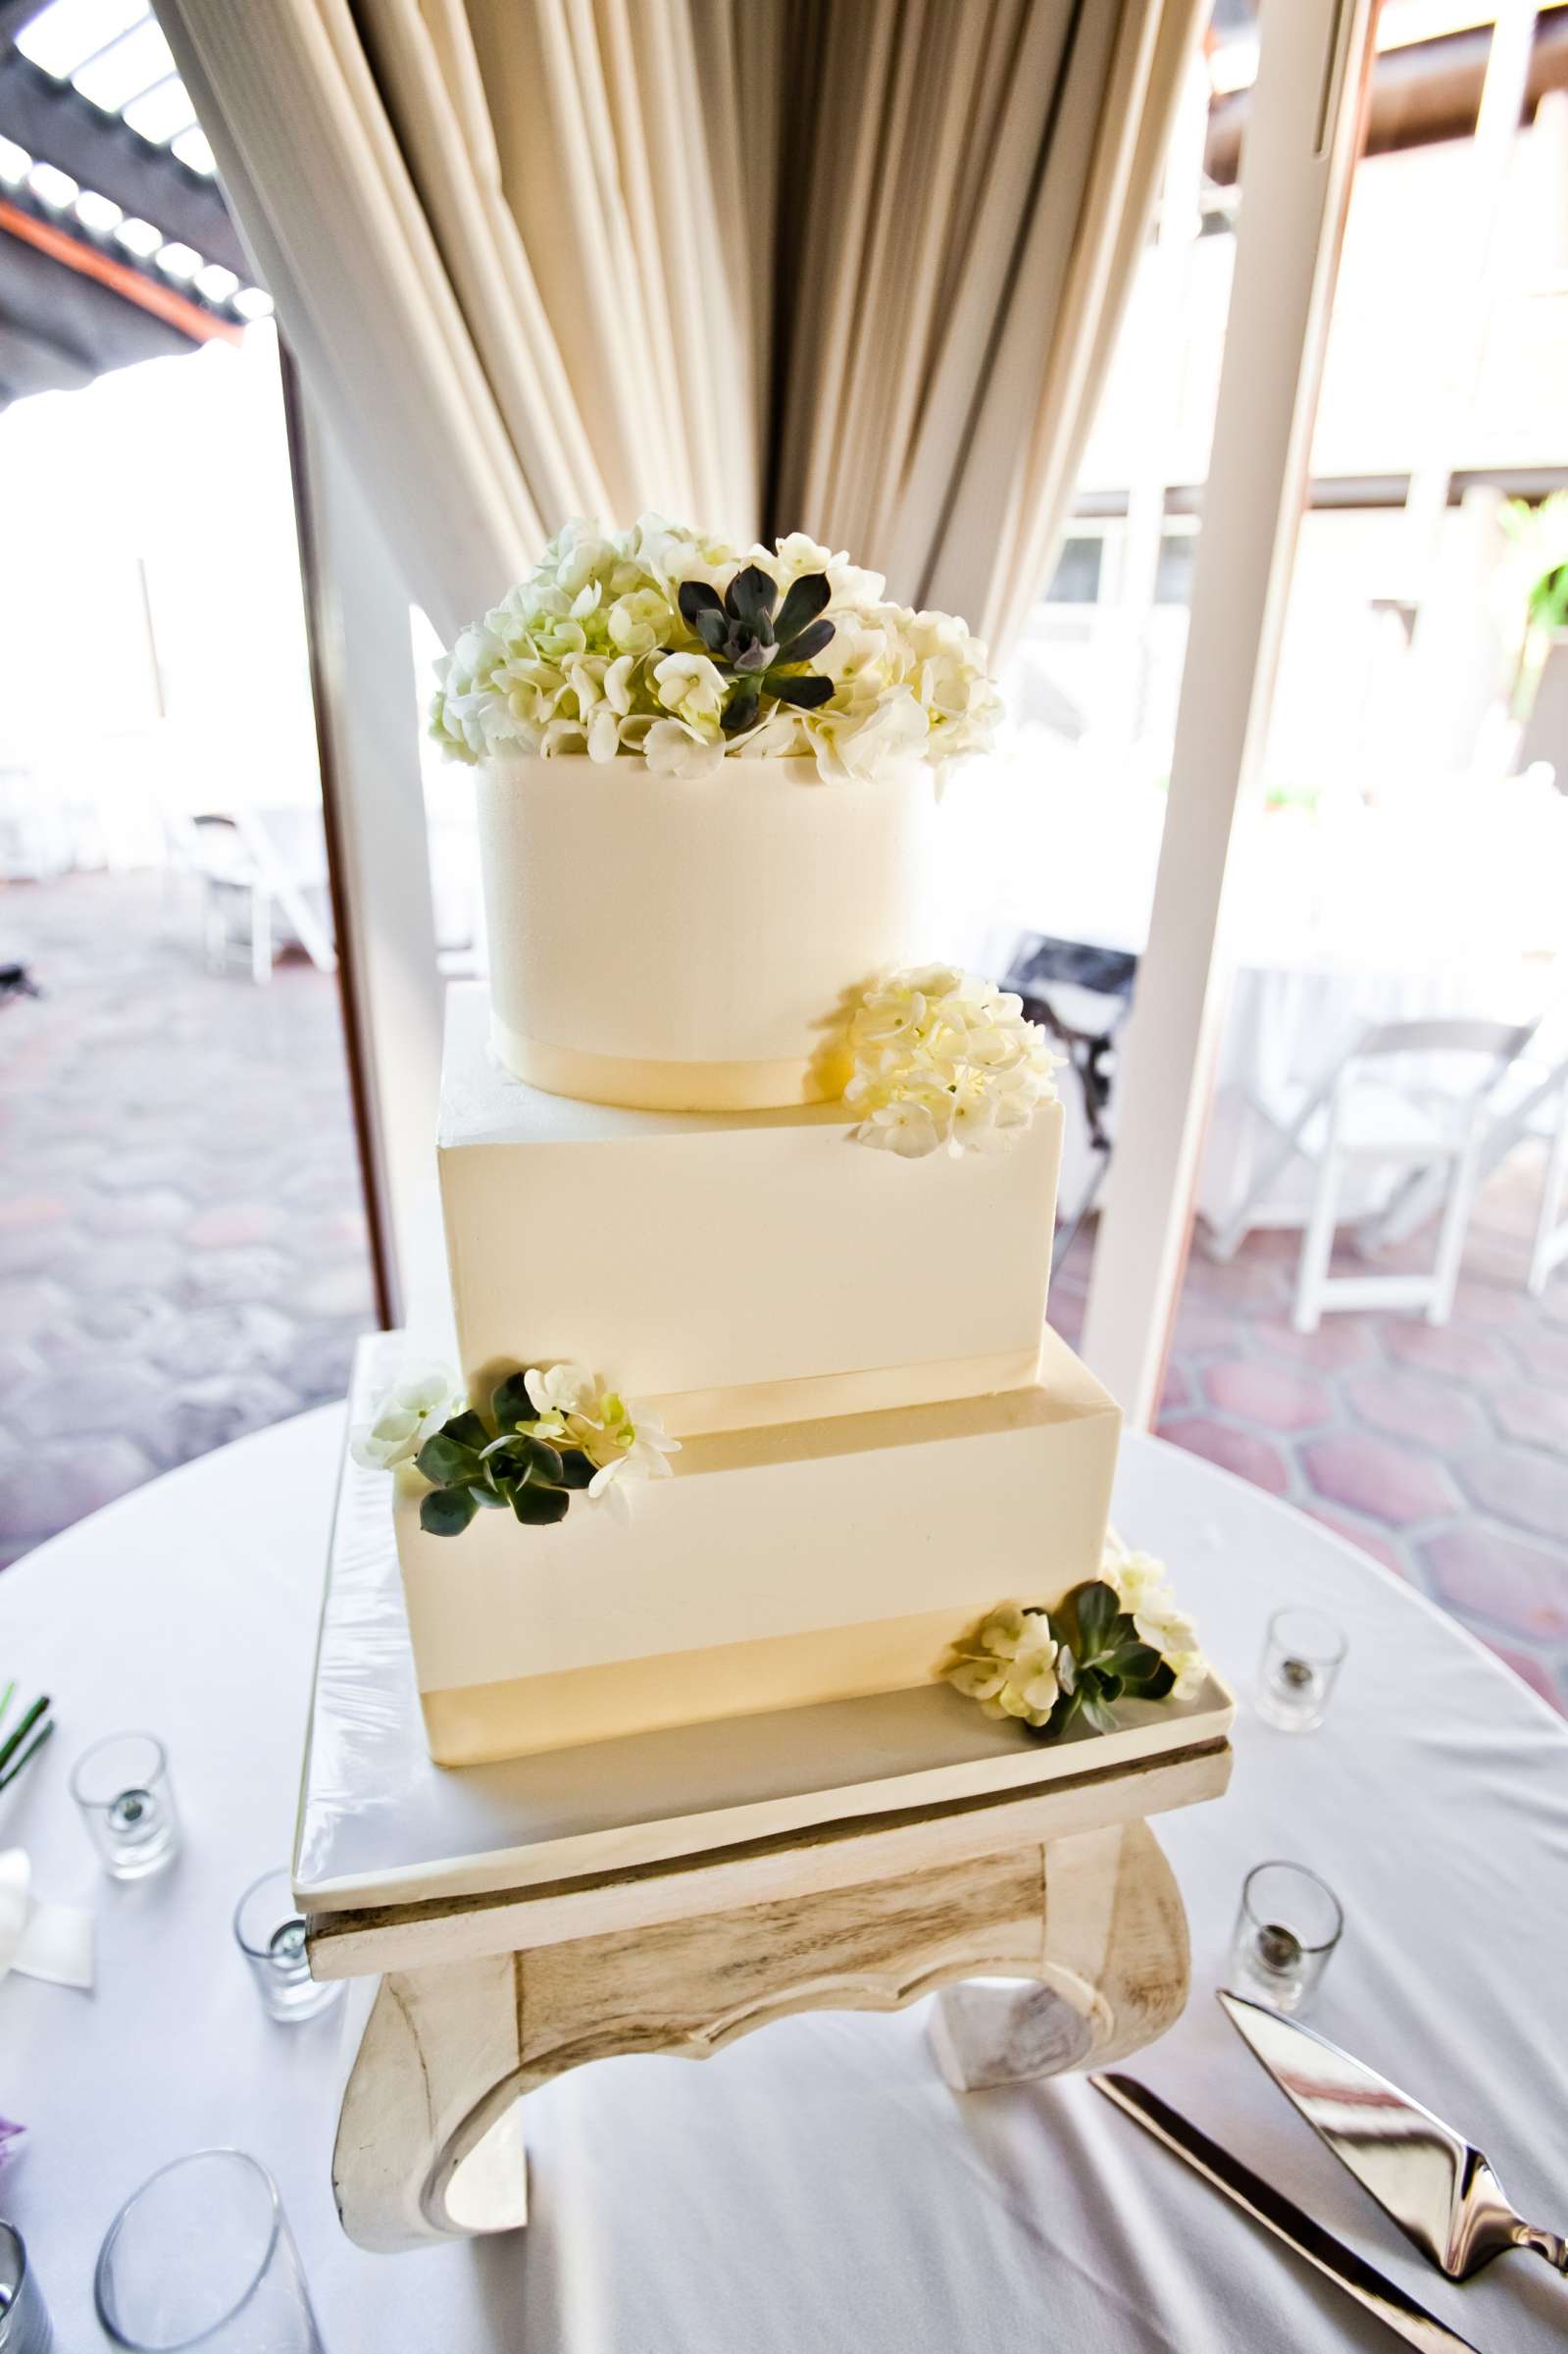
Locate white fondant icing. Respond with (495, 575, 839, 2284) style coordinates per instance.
(390, 1332, 1121, 1717)
(476, 751, 937, 1107)
(437, 985, 1061, 1424)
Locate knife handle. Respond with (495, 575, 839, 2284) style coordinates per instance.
(1518, 2226, 1568, 2276)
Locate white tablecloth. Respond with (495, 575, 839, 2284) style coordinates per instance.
(5, 1408, 1566, 2352)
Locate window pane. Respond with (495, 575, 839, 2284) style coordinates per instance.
(1153, 531, 1196, 605)
(1044, 535, 1104, 605)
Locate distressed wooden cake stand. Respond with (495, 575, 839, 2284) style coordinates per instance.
(296, 1450, 1234, 2254)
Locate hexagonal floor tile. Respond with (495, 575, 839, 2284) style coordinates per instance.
(1173, 1300, 1240, 1356)
(1421, 1526, 1568, 1640)
(1446, 1278, 1529, 1331)
(178, 1245, 295, 1305)
(185, 1203, 287, 1250)
(1251, 1317, 1374, 1371)
(1454, 1445, 1568, 1543)
(0, 1222, 82, 1279)
(81, 1188, 191, 1236)
(1301, 1505, 1407, 1576)
(1341, 1370, 1487, 1453)
(1379, 1322, 1510, 1382)
(1510, 1329, 1568, 1384)
(0, 1277, 74, 1342)
(1300, 1431, 1460, 1527)
(22, 1434, 157, 1538)
(1490, 1385, 1568, 1450)
(1186, 1252, 1291, 1308)
(1155, 1413, 1291, 1497)
(1202, 1356, 1333, 1432)
(0, 1193, 72, 1230)
(75, 1238, 184, 1297)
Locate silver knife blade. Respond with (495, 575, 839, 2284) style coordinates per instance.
(1090, 2073, 1483, 2353)
(1218, 1989, 1546, 2280)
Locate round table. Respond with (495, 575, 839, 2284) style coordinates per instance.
(6, 1409, 1566, 2351)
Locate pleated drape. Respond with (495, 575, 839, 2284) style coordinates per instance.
(160, 0, 1198, 653)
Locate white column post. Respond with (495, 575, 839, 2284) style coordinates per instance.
(1079, 0, 1377, 1425)
(1401, 0, 1538, 567)
(1106, 53, 1212, 761)
(288, 384, 446, 1334)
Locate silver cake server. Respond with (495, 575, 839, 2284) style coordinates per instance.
(1220, 1989, 1568, 2282)
(1091, 2073, 1484, 2352)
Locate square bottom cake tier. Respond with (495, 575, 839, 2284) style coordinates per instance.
(345, 1332, 1122, 1766)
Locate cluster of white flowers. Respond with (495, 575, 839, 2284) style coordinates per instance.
(1100, 1527, 1206, 1700)
(350, 1366, 461, 1471)
(429, 516, 1002, 785)
(844, 964, 1059, 1159)
(945, 1535, 1206, 1736)
(521, 1361, 679, 1522)
(946, 1603, 1063, 1728)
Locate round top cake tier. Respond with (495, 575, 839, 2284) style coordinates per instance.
(478, 753, 937, 1112)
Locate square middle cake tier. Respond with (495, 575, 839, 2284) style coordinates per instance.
(365, 1327, 1121, 1765)
(438, 983, 1062, 1433)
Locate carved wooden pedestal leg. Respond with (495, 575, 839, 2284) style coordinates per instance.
(332, 1817, 1189, 2253)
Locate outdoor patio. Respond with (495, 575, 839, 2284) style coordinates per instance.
(1052, 1190, 1568, 1713)
(0, 868, 375, 1568)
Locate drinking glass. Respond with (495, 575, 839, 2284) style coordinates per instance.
(96, 2152, 325, 2352)
(1231, 1860, 1343, 2016)
(233, 1870, 342, 2024)
(1255, 1607, 1347, 1733)
(70, 1733, 179, 1880)
(0, 2223, 52, 2354)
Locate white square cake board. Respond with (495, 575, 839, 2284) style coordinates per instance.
(293, 1380, 1235, 1915)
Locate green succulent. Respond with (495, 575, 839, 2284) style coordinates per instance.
(413, 1374, 595, 1537)
(1036, 1579, 1176, 1738)
(677, 566, 836, 734)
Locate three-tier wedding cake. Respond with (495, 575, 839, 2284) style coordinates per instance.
(348, 517, 1200, 1768)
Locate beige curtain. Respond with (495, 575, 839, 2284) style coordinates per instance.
(161, 0, 1198, 651)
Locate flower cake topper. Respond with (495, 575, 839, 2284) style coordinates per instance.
(430, 516, 1001, 784)
(352, 1360, 678, 1538)
(845, 964, 1059, 1158)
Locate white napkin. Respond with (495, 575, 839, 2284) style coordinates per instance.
(0, 1848, 94, 1992)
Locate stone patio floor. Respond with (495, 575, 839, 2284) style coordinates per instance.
(3, 870, 1564, 1717)
(1051, 1171, 1568, 1715)
(0, 869, 376, 1569)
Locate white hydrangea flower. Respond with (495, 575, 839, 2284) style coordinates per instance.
(351, 1365, 461, 1470)
(809, 688, 931, 782)
(859, 1098, 942, 1157)
(644, 717, 726, 779)
(652, 650, 728, 732)
(525, 1361, 602, 1424)
(517, 1364, 680, 1523)
(429, 514, 1003, 782)
(947, 1602, 1061, 1726)
(844, 965, 1059, 1159)
(582, 1393, 680, 1522)
(607, 587, 672, 655)
(1101, 1528, 1207, 1697)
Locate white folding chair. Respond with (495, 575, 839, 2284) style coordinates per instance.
(1207, 1016, 1538, 1329)
(1474, 1052, 1568, 1297)
(1289, 1017, 1541, 1330)
(1531, 1069, 1568, 1296)
(1351, 1010, 1568, 1299)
